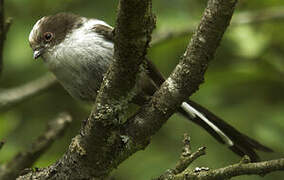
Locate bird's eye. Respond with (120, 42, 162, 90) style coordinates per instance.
(43, 32, 53, 42)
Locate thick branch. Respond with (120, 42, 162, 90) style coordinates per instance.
(0, 74, 57, 111)
(76, 0, 155, 177)
(17, 0, 237, 179)
(85, 0, 156, 126)
(1, 7, 281, 114)
(124, 0, 237, 145)
(0, 113, 72, 180)
(0, 7, 282, 113)
(18, 1, 155, 179)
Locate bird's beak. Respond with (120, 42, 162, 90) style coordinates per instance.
(33, 48, 44, 59)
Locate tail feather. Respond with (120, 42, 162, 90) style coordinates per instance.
(181, 102, 234, 146)
(179, 100, 273, 162)
(144, 58, 272, 161)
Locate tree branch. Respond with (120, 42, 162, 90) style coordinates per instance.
(152, 7, 284, 46)
(156, 136, 284, 180)
(18, 0, 156, 179)
(0, 74, 57, 111)
(195, 158, 284, 180)
(17, 0, 238, 179)
(174, 158, 284, 180)
(0, 113, 72, 180)
(173, 134, 206, 175)
(123, 0, 237, 145)
(2, 6, 281, 114)
(0, 0, 12, 77)
(151, 27, 194, 46)
(1, 7, 283, 113)
(233, 7, 284, 25)
(156, 134, 207, 180)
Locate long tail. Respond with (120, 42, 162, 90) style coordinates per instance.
(179, 100, 273, 162)
(144, 58, 272, 161)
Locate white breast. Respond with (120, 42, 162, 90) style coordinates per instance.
(42, 19, 114, 101)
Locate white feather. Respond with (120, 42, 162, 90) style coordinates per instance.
(42, 18, 114, 101)
(181, 102, 234, 146)
(29, 17, 46, 43)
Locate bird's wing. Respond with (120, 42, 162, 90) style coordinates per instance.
(92, 23, 114, 42)
(90, 21, 272, 161)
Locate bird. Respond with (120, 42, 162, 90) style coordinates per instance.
(28, 12, 272, 161)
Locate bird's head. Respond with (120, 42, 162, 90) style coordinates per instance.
(29, 13, 82, 59)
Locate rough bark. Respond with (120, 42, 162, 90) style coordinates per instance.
(18, 0, 156, 179)
(17, 0, 238, 179)
(123, 0, 238, 145)
(156, 135, 284, 180)
(1, 7, 282, 111)
(1, 0, 283, 179)
(0, 113, 72, 180)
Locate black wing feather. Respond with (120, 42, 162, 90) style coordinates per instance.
(144, 58, 272, 162)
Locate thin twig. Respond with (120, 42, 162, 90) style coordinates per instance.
(174, 147, 206, 174)
(1, 7, 283, 112)
(158, 157, 284, 180)
(156, 136, 284, 180)
(155, 134, 207, 180)
(16, 1, 284, 179)
(207, 158, 284, 179)
(0, 73, 57, 111)
(173, 158, 284, 180)
(239, 155, 251, 165)
(151, 27, 194, 46)
(0, 113, 72, 180)
(232, 7, 284, 25)
(173, 134, 206, 174)
(124, 0, 237, 147)
(18, 1, 156, 179)
(151, 7, 284, 47)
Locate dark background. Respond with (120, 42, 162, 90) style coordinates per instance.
(0, 0, 284, 179)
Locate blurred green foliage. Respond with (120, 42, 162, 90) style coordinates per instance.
(0, 0, 284, 179)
